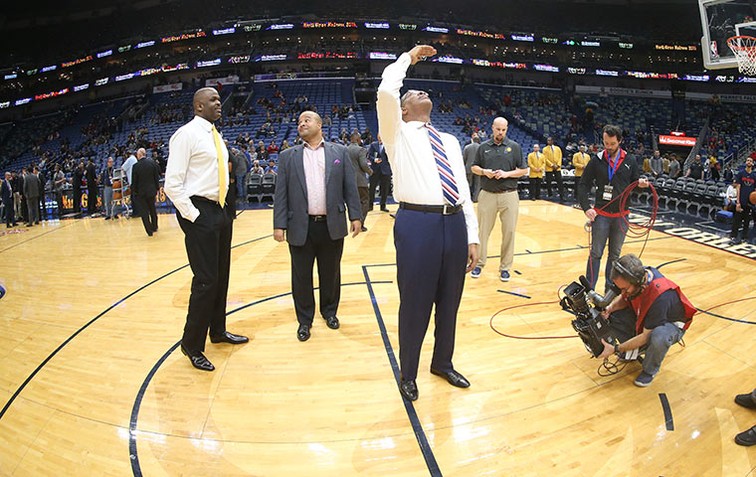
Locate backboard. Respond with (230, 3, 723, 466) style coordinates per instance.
(699, 0, 756, 69)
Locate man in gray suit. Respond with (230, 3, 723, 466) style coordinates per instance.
(463, 133, 481, 201)
(347, 131, 372, 231)
(273, 111, 362, 342)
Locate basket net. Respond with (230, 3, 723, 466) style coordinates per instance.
(727, 36, 756, 76)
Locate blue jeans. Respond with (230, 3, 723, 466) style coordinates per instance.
(103, 186, 114, 217)
(586, 215, 628, 291)
(643, 323, 684, 376)
(609, 309, 684, 376)
(236, 174, 246, 199)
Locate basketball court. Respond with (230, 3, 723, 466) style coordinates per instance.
(0, 200, 753, 476)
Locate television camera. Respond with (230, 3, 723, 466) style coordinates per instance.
(560, 276, 620, 358)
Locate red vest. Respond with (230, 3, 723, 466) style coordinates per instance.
(628, 272, 696, 334)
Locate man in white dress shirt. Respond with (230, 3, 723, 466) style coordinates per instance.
(165, 87, 249, 372)
(377, 44, 479, 402)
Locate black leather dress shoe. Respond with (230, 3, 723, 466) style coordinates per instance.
(400, 380, 418, 401)
(209, 331, 249, 344)
(324, 315, 340, 330)
(180, 346, 215, 372)
(735, 393, 756, 409)
(735, 425, 756, 446)
(430, 368, 470, 388)
(297, 323, 311, 342)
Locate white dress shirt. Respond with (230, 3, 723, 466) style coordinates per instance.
(122, 155, 137, 185)
(377, 52, 479, 244)
(165, 115, 229, 222)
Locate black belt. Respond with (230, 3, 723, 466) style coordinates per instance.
(191, 195, 221, 206)
(309, 215, 327, 222)
(485, 189, 518, 194)
(399, 202, 462, 215)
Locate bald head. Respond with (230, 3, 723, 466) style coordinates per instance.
(193, 87, 222, 122)
(297, 111, 323, 146)
(136, 148, 146, 159)
(492, 117, 508, 144)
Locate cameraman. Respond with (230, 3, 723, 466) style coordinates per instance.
(597, 254, 696, 387)
(578, 124, 648, 291)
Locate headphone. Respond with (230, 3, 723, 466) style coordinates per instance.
(613, 260, 646, 287)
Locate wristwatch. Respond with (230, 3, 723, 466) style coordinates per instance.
(613, 343, 620, 354)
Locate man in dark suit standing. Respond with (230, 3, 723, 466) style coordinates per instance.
(367, 135, 392, 212)
(72, 162, 84, 215)
(130, 147, 161, 236)
(1, 172, 17, 228)
(85, 159, 98, 215)
(274, 110, 362, 342)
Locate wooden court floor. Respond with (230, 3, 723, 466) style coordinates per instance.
(0, 201, 754, 476)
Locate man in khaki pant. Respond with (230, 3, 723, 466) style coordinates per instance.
(470, 117, 528, 281)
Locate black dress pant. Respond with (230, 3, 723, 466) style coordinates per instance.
(358, 186, 370, 224)
(134, 194, 158, 234)
(87, 187, 98, 214)
(369, 173, 391, 209)
(731, 204, 756, 241)
(545, 170, 564, 199)
(529, 177, 542, 200)
(288, 218, 344, 325)
(177, 197, 233, 353)
(73, 187, 82, 213)
(3, 200, 14, 226)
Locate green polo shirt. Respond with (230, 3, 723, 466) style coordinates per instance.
(472, 137, 525, 192)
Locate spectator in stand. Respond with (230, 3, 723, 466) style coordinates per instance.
(267, 141, 279, 155)
(265, 159, 277, 175)
(280, 139, 291, 152)
(250, 161, 264, 175)
(669, 155, 681, 179)
(708, 158, 721, 182)
(649, 150, 663, 178)
(724, 180, 738, 212)
(686, 154, 705, 180)
(662, 154, 670, 175)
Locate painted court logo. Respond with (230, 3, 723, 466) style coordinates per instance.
(628, 214, 756, 259)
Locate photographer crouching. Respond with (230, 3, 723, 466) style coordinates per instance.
(596, 254, 696, 387)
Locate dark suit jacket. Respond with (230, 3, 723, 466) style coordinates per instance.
(367, 141, 392, 176)
(347, 143, 371, 188)
(1, 179, 13, 204)
(274, 141, 361, 247)
(131, 158, 161, 198)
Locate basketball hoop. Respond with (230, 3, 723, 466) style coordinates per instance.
(727, 36, 756, 76)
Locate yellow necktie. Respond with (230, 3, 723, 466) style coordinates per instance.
(211, 125, 227, 207)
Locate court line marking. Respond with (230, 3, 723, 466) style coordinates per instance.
(0, 234, 269, 421)
(128, 281, 393, 477)
(0, 221, 76, 254)
(659, 393, 675, 431)
(362, 266, 442, 477)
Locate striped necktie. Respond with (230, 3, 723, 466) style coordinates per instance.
(425, 124, 460, 205)
(211, 125, 227, 207)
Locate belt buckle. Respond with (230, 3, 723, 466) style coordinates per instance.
(442, 204, 451, 215)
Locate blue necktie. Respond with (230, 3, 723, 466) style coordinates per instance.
(426, 124, 460, 205)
